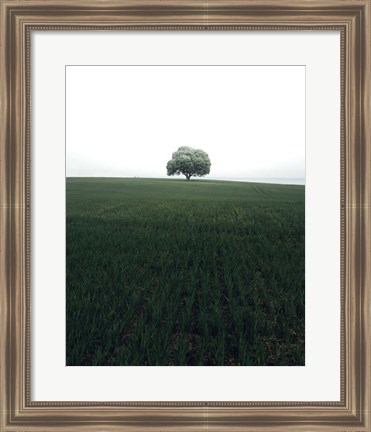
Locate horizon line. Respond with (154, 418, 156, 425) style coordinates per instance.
(65, 176, 305, 185)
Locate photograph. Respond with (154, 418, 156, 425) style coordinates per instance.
(66, 65, 306, 366)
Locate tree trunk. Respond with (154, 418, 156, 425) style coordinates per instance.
(185, 174, 191, 181)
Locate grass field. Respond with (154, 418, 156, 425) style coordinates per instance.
(66, 177, 305, 366)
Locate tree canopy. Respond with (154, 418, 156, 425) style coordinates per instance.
(166, 146, 211, 181)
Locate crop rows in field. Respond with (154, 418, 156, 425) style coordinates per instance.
(66, 178, 305, 366)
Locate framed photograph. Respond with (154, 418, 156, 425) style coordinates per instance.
(1, 0, 370, 431)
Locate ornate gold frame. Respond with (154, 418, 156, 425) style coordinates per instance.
(1, 0, 370, 431)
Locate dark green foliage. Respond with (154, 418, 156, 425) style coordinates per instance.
(166, 146, 211, 180)
(66, 178, 305, 366)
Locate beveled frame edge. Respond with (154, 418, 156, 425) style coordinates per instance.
(0, 0, 370, 431)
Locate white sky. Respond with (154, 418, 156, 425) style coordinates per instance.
(66, 65, 305, 180)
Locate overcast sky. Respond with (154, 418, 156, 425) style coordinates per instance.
(66, 65, 305, 182)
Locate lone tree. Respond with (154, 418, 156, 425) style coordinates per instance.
(166, 146, 211, 181)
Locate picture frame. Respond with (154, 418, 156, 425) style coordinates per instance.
(0, 0, 370, 430)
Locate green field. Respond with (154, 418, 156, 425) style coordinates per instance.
(66, 178, 305, 366)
